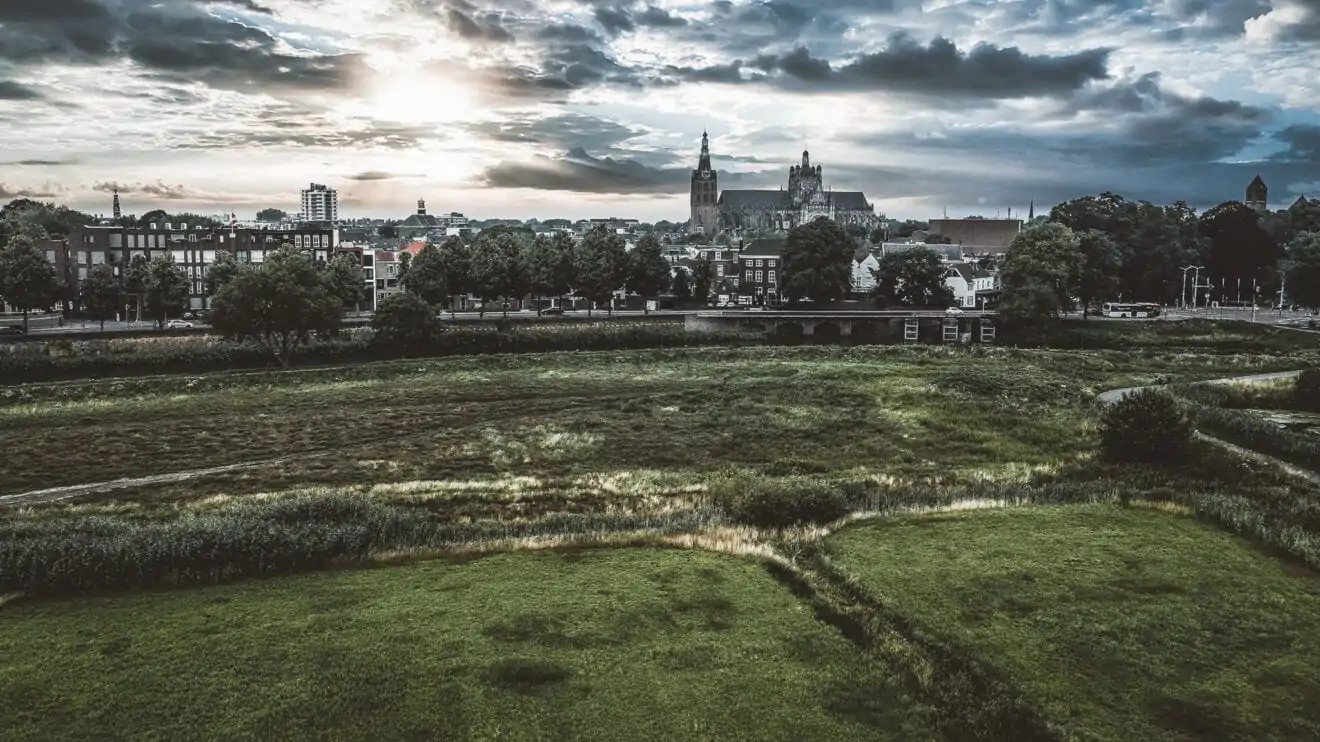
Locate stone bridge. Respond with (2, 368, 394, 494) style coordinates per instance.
(685, 310, 998, 344)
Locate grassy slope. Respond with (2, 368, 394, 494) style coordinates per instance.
(0, 548, 934, 741)
(0, 346, 1300, 502)
(830, 505, 1320, 741)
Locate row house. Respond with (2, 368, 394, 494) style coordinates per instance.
(852, 248, 880, 295)
(68, 224, 336, 311)
(737, 238, 786, 307)
(944, 263, 998, 309)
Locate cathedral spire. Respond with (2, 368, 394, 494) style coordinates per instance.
(697, 130, 712, 172)
(1028, 199, 1034, 221)
(112, 188, 121, 221)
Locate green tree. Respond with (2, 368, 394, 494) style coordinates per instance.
(436, 236, 472, 318)
(469, 233, 518, 317)
(625, 234, 670, 312)
(998, 223, 1082, 325)
(371, 291, 441, 355)
(672, 267, 692, 300)
(1199, 201, 1282, 303)
(144, 255, 190, 328)
(256, 208, 288, 222)
(1282, 232, 1320, 311)
(0, 239, 60, 332)
(522, 234, 574, 314)
(79, 265, 121, 331)
(322, 254, 366, 311)
(206, 251, 246, 297)
(574, 226, 626, 316)
(692, 257, 715, 303)
(401, 244, 448, 306)
(209, 247, 341, 367)
(780, 219, 853, 304)
(1075, 229, 1122, 318)
(123, 254, 151, 322)
(872, 247, 953, 307)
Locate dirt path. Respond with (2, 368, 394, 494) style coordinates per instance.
(1096, 370, 1302, 405)
(0, 456, 301, 508)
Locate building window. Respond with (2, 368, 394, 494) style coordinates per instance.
(744, 270, 753, 282)
(755, 270, 763, 282)
(755, 259, 763, 267)
(768, 259, 776, 267)
(716, 265, 724, 277)
(768, 270, 775, 283)
(188, 234, 198, 242)
(83, 234, 94, 244)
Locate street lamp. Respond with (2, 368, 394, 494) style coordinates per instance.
(1179, 265, 1204, 309)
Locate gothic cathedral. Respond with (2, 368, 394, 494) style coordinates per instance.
(689, 131, 719, 235)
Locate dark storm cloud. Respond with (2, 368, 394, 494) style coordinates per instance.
(0, 0, 365, 93)
(344, 171, 425, 181)
(6, 159, 74, 166)
(476, 145, 776, 194)
(666, 34, 1111, 99)
(93, 181, 192, 199)
(462, 113, 646, 151)
(0, 182, 65, 199)
(1272, 124, 1320, 163)
(0, 80, 43, 100)
(178, 118, 442, 150)
(443, 3, 515, 41)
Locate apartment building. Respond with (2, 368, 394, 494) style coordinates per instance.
(300, 183, 339, 223)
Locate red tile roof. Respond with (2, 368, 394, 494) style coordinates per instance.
(402, 241, 426, 255)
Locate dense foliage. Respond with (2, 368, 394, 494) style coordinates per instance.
(1099, 389, 1192, 464)
(370, 291, 442, 354)
(712, 475, 849, 528)
(209, 247, 342, 367)
(1295, 368, 1320, 411)
(872, 246, 953, 307)
(780, 219, 853, 303)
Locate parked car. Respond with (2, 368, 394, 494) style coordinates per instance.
(0, 326, 24, 336)
(166, 319, 194, 329)
(541, 307, 565, 316)
(945, 307, 964, 315)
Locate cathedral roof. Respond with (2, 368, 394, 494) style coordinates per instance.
(740, 237, 787, 257)
(719, 190, 793, 209)
(828, 192, 872, 210)
(400, 213, 441, 228)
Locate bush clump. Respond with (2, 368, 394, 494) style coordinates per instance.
(371, 292, 443, 355)
(712, 475, 849, 529)
(1294, 368, 1320, 411)
(1099, 388, 1193, 464)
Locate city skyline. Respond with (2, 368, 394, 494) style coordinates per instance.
(2, 0, 1319, 221)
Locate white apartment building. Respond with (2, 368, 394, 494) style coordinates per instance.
(300, 183, 339, 223)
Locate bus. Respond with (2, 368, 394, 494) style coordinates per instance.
(1101, 302, 1160, 318)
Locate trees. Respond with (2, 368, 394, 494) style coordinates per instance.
(80, 265, 121, 331)
(322, 254, 366, 311)
(0, 240, 60, 332)
(574, 226, 627, 315)
(625, 233, 670, 311)
(436, 236, 472, 317)
(997, 223, 1082, 325)
(1282, 232, 1320, 311)
(123, 254, 151, 322)
(256, 208, 288, 223)
(144, 255, 190, 328)
(1199, 201, 1281, 303)
(468, 233, 519, 317)
(206, 251, 245, 297)
(672, 267, 692, 300)
(371, 291, 441, 355)
(872, 247, 953, 308)
(522, 233, 576, 314)
(1075, 229, 1121, 318)
(780, 219, 853, 304)
(209, 247, 341, 367)
(692, 257, 714, 303)
(401, 243, 448, 306)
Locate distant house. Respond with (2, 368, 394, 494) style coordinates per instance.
(738, 237, 787, 306)
(928, 219, 1021, 256)
(852, 248, 880, 295)
(945, 263, 996, 309)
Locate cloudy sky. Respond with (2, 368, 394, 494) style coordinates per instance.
(2, 0, 1320, 222)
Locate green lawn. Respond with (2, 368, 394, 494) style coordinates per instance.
(829, 506, 1320, 741)
(0, 548, 934, 741)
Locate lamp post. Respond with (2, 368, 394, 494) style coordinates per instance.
(1180, 265, 1204, 309)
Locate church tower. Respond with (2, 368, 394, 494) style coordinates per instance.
(1246, 175, 1268, 214)
(112, 188, 121, 221)
(689, 130, 719, 235)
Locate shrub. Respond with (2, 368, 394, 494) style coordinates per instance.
(1295, 368, 1320, 411)
(1099, 389, 1192, 464)
(711, 475, 849, 529)
(371, 292, 442, 355)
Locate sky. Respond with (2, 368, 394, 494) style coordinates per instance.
(2, 0, 1320, 222)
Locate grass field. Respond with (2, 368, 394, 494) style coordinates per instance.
(0, 548, 937, 742)
(8, 339, 1320, 739)
(0, 345, 1302, 503)
(829, 506, 1320, 741)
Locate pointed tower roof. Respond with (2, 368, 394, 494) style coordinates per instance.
(1292, 194, 1310, 211)
(1028, 199, 1034, 221)
(696, 130, 712, 173)
(1250, 174, 1267, 187)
